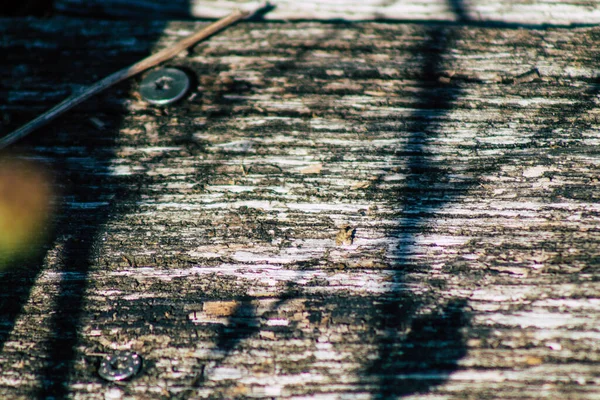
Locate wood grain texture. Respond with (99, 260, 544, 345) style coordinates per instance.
(54, 0, 600, 25)
(0, 16, 600, 399)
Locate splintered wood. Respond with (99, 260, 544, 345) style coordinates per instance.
(0, 16, 599, 399)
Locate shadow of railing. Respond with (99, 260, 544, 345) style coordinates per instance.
(363, 6, 474, 392)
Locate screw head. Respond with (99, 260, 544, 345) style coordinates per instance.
(139, 68, 190, 105)
(98, 351, 142, 382)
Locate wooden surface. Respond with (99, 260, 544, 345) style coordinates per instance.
(54, 0, 600, 25)
(1, 11, 600, 400)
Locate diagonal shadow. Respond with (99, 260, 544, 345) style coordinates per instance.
(0, 17, 175, 398)
(0, 8, 239, 397)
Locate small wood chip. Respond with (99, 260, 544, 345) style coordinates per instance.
(351, 181, 372, 190)
(335, 225, 356, 246)
(202, 300, 241, 317)
(260, 331, 276, 340)
(526, 356, 543, 366)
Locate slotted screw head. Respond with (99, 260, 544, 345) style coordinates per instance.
(139, 68, 190, 105)
(98, 351, 142, 381)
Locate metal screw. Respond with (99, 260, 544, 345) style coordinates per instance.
(98, 351, 142, 382)
(139, 68, 190, 105)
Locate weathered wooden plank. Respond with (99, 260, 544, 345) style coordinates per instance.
(0, 16, 600, 399)
(54, 0, 600, 25)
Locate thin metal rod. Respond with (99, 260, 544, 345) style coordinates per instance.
(0, 8, 249, 150)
